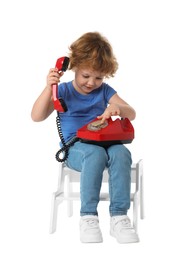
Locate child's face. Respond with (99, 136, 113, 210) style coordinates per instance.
(73, 68, 105, 95)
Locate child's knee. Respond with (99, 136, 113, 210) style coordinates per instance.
(88, 144, 107, 160)
(108, 145, 132, 162)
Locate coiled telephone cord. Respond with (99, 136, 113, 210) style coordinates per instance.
(55, 112, 78, 162)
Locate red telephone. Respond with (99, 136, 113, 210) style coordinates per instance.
(77, 117, 134, 146)
(56, 116, 134, 162)
(52, 56, 69, 112)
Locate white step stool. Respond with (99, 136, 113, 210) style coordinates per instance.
(50, 159, 144, 234)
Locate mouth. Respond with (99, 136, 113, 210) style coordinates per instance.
(83, 85, 94, 92)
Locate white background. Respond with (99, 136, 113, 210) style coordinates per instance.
(0, 0, 172, 259)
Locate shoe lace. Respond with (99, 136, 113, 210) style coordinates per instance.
(120, 218, 131, 227)
(112, 216, 131, 228)
(85, 219, 98, 228)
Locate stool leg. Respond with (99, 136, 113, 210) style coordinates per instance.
(138, 160, 145, 219)
(50, 163, 66, 233)
(140, 174, 145, 219)
(66, 173, 73, 217)
(133, 192, 139, 233)
(49, 192, 58, 234)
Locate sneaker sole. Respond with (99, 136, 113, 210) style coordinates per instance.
(110, 230, 139, 244)
(80, 235, 103, 243)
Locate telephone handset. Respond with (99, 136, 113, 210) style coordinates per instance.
(52, 56, 69, 112)
(52, 56, 77, 162)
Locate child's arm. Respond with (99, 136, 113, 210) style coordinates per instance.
(97, 93, 136, 123)
(31, 68, 63, 122)
(31, 86, 54, 122)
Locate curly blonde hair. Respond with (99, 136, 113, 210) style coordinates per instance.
(68, 32, 118, 78)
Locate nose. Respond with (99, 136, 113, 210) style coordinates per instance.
(87, 78, 95, 86)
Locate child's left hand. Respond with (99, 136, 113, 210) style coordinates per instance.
(97, 104, 120, 123)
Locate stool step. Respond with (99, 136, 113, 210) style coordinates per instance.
(55, 192, 135, 201)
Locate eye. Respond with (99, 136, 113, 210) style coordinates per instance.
(82, 75, 89, 78)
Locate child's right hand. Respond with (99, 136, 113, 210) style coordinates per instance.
(46, 68, 64, 89)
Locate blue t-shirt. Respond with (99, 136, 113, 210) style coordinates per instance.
(58, 81, 116, 143)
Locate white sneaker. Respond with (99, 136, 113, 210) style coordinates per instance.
(110, 215, 139, 243)
(80, 215, 103, 243)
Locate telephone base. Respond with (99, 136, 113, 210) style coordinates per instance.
(77, 117, 134, 147)
(79, 138, 133, 147)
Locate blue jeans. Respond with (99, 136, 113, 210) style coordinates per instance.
(65, 141, 132, 217)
